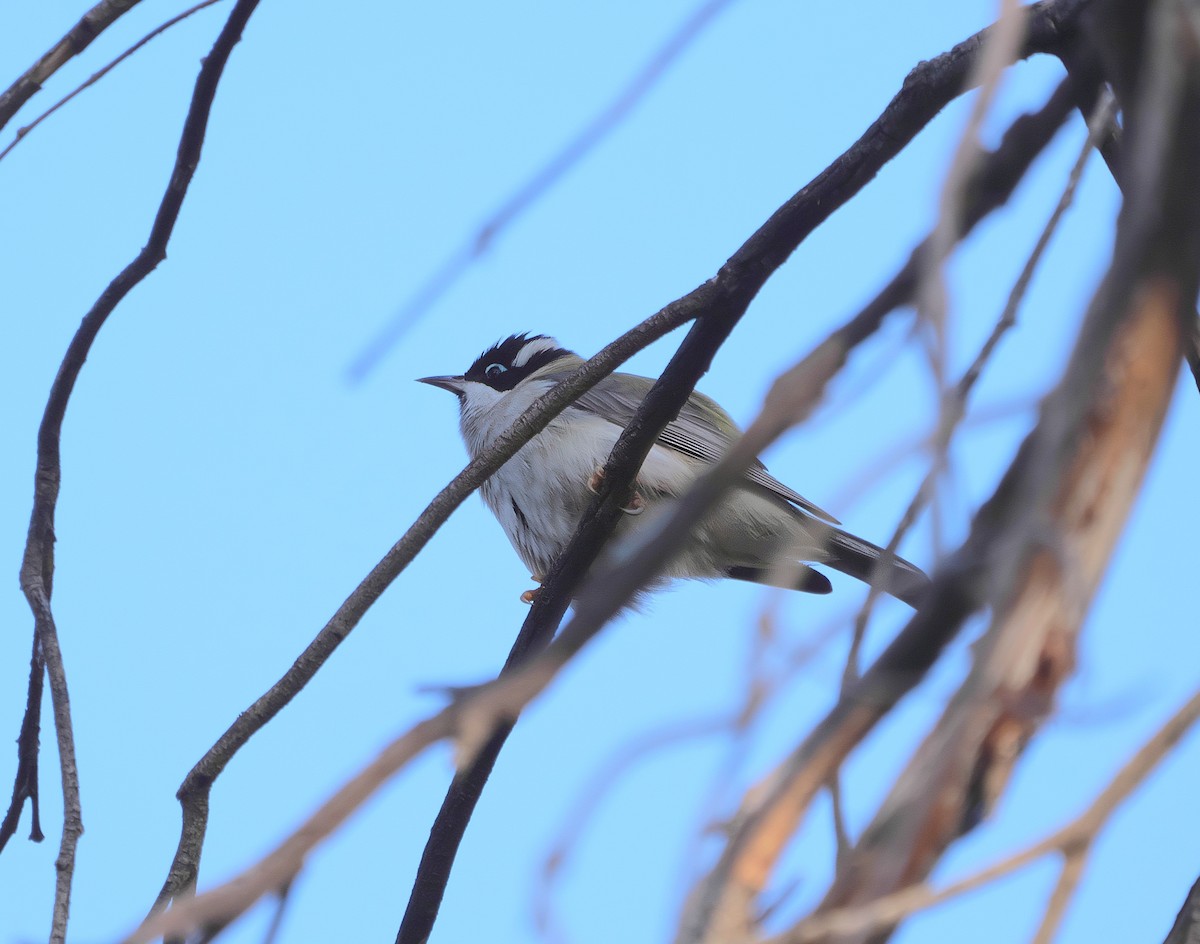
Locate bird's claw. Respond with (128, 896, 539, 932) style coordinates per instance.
(520, 574, 544, 604)
(587, 467, 646, 515)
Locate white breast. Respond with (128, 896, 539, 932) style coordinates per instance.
(457, 379, 695, 577)
(455, 378, 814, 589)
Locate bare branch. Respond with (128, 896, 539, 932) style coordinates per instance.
(841, 86, 1115, 690)
(1031, 848, 1090, 944)
(150, 310, 694, 921)
(534, 715, 731, 944)
(768, 687, 1200, 943)
(0, 637, 45, 850)
(677, 72, 1159, 944)
(119, 30, 1091, 944)
(394, 7, 1091, 941)
(0, 0, 145, 132)
(919, 0, 1027, 400)
(4, 2, 262, 941)
(784, 4, 1200, 939)
(1164, 873, 1200, 944)
(0, 0, 227, 164)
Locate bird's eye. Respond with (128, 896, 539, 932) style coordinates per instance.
(484, 363, 507, 379)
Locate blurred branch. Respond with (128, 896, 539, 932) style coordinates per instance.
(1057, 24, 1200, 395)
(534, 715, 732, 944)
(1031, 849, 1089, 944)
(0, 0, 226, 164)
(3, 2, 261, 942)
(125, 10, 1093, 940)
(769, 686, 1200, 943)
(919, 0, 1025, 401)
(0, 0, 145, 132)
(672, 71, 1106, 944)
(345, 0, 740, 382)
(395, 6, 1091, 941)
(842, 87, 1115, 688)
(149, 309, 696, 922)
(794, 3, 1200, 940)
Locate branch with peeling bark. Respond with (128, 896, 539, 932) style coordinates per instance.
(395, 7, 1096, 941)
(771, 686, 1200, 944)
(678, 2, 1200, 940)
(121, 43, 1101, 944)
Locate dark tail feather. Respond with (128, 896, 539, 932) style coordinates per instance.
(825, 528, 930, 608)
(725, 564, 833, 596)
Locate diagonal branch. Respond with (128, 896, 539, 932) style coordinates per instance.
(0, 0, 145, 132)
(148, 306, 702, 923)
(0, 0, 227, 164)
(123, 44, 1097, 944)
(769, 4, 1200, 941)
(770, 686, 1200, 944)
(670, 73, 1103, 944)
(1164, 872, 1200, 944)
(394, 5, 1091, 941)
(6, 3, 262, 942)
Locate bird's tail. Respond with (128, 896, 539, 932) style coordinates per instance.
(823, 528, 930, 608)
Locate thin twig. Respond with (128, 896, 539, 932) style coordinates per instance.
(261, 879, 293, 944)
(394, 9, 1090, 938)
(920, 0, 1027, 392)
(0, 0, 227, 164)
(1031, 845, 1090, 944)
(149, 308, 696, 921)
(781, 12, 1200, 939)
(345, 0, 740, 382)
(533, 715, 731, 944)
(768, 686, 1200, 943)
(840, 86, 1116, 694)
(126, 60, 1090, 944)
(768, 686, 1200, 944)
(677, 72, 1108, 944)
(8, 2, 261, 941)
(0, 636, 45, 851)
(0, 0, 145, 132)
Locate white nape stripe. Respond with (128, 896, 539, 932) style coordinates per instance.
(513, 336, 563, 367)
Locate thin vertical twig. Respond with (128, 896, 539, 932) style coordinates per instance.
(10, 2, 262, 940)
(840, 86, 1116, 694)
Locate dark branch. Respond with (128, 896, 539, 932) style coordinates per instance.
(394, 4, 1091, 940)
(149, 310, 708, 921)
(0, 636, 44, 851)
(0, 0, 227, 164)
(1164, 873, 1200, 944)
(0, 0, 145, 132)
(7, 2, 262, 940)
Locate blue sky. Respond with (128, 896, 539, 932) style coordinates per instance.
(2, 2, 1197, 943)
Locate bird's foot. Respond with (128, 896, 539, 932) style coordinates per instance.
(520, 574, 545, 604)
(586, 467, 646, 515)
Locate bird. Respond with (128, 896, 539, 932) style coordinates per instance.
(420, 333, 929, 608)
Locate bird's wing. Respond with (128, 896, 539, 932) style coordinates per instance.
(561, 371, 840, 525)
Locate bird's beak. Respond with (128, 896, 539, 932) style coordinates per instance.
(417, 375, 466, 397)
